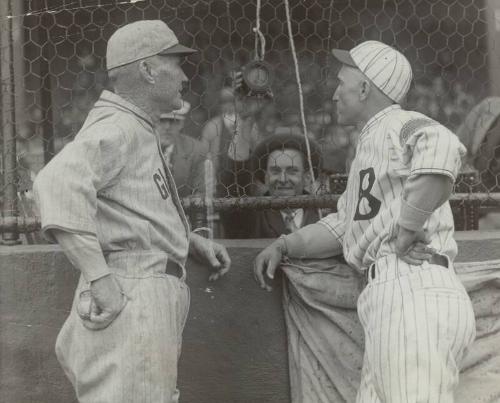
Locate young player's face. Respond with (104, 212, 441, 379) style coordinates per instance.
(332, 65, 365, 126)
(151, 55, 188, 111)
(266, 149, 307, 197)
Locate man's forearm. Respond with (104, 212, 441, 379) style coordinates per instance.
(52, 229, 111, 283)
(399, 174, 453, 231)
(279, 222, 343, 259)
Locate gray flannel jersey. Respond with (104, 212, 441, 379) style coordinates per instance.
(34, 90, 190, 266)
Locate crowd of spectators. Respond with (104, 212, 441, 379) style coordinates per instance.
(16, 51, 493, 239)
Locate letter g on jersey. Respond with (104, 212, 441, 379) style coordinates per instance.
(354, 167, 381, 221)
(153, 168, 170, 200)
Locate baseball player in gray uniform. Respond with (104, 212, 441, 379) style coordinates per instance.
(34, 20, 230, 403)
(254, 40, 476, 402)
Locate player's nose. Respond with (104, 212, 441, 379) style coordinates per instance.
(332, 88, 339, 102)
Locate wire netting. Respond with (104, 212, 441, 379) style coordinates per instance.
(1, 0, 499, 240)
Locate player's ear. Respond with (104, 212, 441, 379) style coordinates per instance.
(139, 59, 156, 84)
(359, 79, 371, 101)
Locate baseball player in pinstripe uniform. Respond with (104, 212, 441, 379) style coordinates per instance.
(33, 20, 230, 403)
(254, 40, 476, 402)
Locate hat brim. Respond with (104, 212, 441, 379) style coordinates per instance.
(158, 43, 197, 56)
(331, 48, 357, 67)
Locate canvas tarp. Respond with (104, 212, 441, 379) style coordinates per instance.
(281, 257, 500, 403)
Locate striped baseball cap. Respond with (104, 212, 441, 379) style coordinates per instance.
(332, 40, 412, 103)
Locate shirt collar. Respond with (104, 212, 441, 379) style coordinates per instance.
(95, 90, 154, 127)
(281, 208, 303, 218)
(361, 104, 401, 135)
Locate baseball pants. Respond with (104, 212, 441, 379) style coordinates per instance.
(356, 255, 476, 403)
(55, 251, 190, 403)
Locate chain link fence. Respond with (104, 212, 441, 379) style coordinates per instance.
(1, 0, 499, 241)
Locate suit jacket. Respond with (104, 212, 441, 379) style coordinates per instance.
(252, 206, 320, 238)
(170, 134, 209, 198)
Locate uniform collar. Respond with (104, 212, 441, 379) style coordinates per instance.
(95, 90, 154, 128)
(361, 104, 401, 135)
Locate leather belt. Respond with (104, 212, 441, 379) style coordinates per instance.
(366, 253, 448, 281)
(165, 259, 183, 278)
(429, 253, 448, 269)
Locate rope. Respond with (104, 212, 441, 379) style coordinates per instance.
(283, 0, 321, 217)
(253, 0, 266, 60)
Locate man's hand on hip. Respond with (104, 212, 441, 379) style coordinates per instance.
(395, 225, 435, 266)
(87, 274, 127, 330)
(189, 232, 231, 281)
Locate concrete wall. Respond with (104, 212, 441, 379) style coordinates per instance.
(1, 234, 500, 403)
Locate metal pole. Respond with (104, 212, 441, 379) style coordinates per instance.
(487, 0, 500, 95)
(39, 13, 54, 163)
(0, 0, 20, 244)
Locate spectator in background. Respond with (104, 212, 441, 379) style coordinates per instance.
(250, 133, 322, 238)
(158, 101, 209, 229)
(200, 86, 269, 238)
(16, 151, 44, 244)
(456, 96, 500, 229)
(158, 101, 208, 198)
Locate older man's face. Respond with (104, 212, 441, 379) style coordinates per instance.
(266, 149, 307, 197)
(151, 54, 188, 111)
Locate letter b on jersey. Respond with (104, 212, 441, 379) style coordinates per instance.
(354, 168, 381, 221)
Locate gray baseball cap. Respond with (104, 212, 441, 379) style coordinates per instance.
(106, 20, 197, 70)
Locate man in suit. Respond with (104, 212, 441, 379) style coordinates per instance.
(158, 101, 208, 199)
(251, 133, 364, 402)
(251, 133, 322, 238)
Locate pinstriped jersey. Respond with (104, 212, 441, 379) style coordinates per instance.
(34, 90, 190, 265)
(320, 105, 466, 271)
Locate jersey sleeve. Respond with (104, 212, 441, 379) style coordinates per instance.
(318, 191, 346, 242)
(400, 119, 466, 181)
(33, 123, 132, 242)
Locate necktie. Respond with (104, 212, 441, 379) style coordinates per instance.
(283, 210, 299, 234)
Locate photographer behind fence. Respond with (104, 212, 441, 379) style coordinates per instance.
(200, 83, 272, 238)
(33, 20, 231, 403)
(250, 133, 322, 238)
